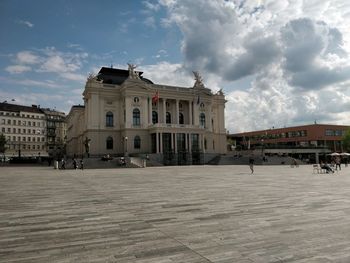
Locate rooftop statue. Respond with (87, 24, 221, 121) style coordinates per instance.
(127, 63, 140, 80)
(193, 71, 205, 88)
(87, 73, 102, 83)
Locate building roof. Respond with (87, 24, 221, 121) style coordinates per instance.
(97, 67, 153, 85)
(0, 102, 44, 114)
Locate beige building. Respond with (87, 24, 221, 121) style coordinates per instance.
(0, 103, 48, 157)
(66, 65, 227, 164)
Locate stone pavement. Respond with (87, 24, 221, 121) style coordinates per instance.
(1, 165, 350, 262)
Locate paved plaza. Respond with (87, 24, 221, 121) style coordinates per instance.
(1, 165, 350, 262)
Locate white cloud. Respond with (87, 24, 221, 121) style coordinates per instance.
(159, 0, 350, 132)
(5, 65, 31, 74)
(0, 76, 62, 88)
(143, 1, 161, 11)
(17, 51, 40, 64)
(140, 61, 193, 87)
(60, 72, 86, 82)
(17, 20, 34, 28)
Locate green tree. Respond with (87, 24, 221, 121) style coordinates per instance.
(0, 133, 7, 159)
(342, 128, 350, 152)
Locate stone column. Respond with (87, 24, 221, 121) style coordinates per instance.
(188, 133, 192, 152)
(148, 97, 152, 125)
(185, 133, 188, 152)
(176, 99, 179, 125)
(160, 132, 163, 153)
(174, 133, 178, 153)
(189, 100, 192, 125)
(171, 132, 174, 151)
(156, 132, 159, 153)
(163, 99, 166, 124)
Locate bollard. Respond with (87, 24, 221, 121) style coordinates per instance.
(54, 160, 59, 169)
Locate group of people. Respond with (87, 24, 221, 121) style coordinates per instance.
(60, 158, 84, 170)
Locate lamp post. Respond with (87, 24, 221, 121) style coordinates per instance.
(124, 136, 128, 156)
(261, 138, 264, 161)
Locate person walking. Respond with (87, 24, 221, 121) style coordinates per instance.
(249, 155, 255, 174)
(80, 159, 84, 170)
(61, 158, 66, 169)
(335, 156, 341, 171)
(73, 158, 77, 169)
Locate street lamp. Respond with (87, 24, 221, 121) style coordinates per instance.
(124, 136, 128, 156)
(261, 138, 264, 161)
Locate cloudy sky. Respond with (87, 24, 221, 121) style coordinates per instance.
(1, 0, 350, 133)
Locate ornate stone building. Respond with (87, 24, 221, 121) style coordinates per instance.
(66, 65, 227, 164)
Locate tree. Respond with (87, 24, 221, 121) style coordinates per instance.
(0, 133, 7, 159)
(342, 128, 350, 152)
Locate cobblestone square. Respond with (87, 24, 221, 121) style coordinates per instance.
(1, 165, 350, 262)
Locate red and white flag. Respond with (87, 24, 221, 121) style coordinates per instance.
(152, 90, 159, 103)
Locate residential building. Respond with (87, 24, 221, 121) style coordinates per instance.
(66, 65, 227, 164)
(0, 103, 48, 157)
(41, 108, 67, 158)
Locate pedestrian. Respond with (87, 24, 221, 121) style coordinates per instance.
(249, 155, 254, 174)
(335, 156, 341, 171)
(80, 159, 84, 170)
(61, 158, 66, 169)
(73, 158, 77, 169)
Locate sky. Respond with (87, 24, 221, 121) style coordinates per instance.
(1, 0, 350, 133)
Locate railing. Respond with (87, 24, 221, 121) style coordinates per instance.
(148, 123, 203, 129)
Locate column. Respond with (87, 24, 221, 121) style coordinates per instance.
(208, 104, 212, 131)
(189, 100, 192, 125)
(163, 99, 166, 124)
(174, 133, 178, 153)
(315, 152, 319, 164)
(201, 134, 205, 153)
(160, 132, 163, 153)
(156, 132, 159, 153)
(185, 133, 188, 152)
(171, 132, 174, 151)
(148, 97, 152, 125)
(188, 133, 192, 152)
(176, 99, 179, 125)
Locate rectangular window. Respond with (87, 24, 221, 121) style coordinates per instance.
(7, 128, 10, 133)
(1, 127, 5, 132)
(13, 128, 16, 133)
(28, 137, 31, 142)
(1, 119, 4, 124)
(18, 120, 21, 125)
(7, 119, 11, 125)
(325, 130, 334, 136)
(28, 121, 31, 126)
(13, 120, 16, 125)
(33, 122, 36, 126)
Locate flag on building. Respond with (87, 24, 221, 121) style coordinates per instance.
(152, 90, 159, 103)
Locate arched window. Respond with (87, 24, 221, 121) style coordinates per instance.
(179, 113, 184, 124)
(106, 136, 113, 149)
(166, 112, 171, 124)
(199, 113, 206, 128)
(134, 135, 141, 149)
(152, 111, 158, 124)
(106, 112, 113, 127)
(133, 108, 140, 126)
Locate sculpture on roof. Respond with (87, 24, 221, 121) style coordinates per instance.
(193, 71, 205, 88)
(86, 73, 102, 83)
(127, 63, 140, 80)
(217, 88, 224, 95)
